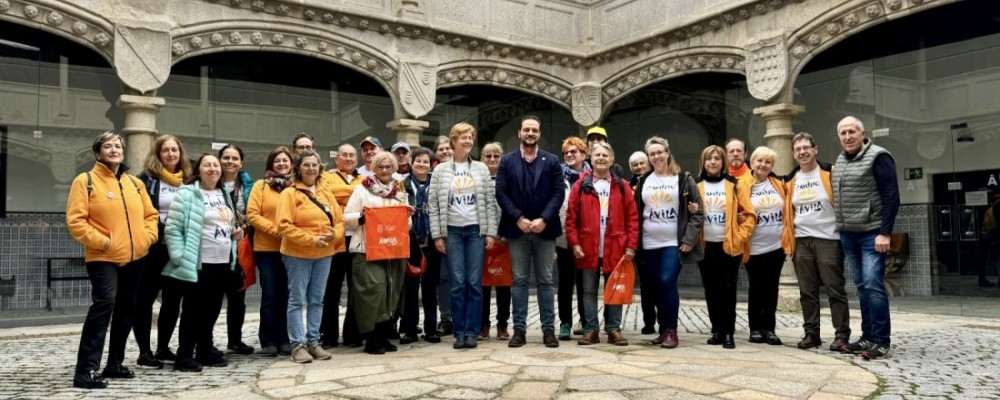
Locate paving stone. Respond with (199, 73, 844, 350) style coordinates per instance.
(421, 371, 512, 390)
(555, 391, 628, 400)
(426, 360, 505, 374)
(266, 381, 346, 398)
(301, 365, 388, 383)
(808, 392, 863, 400)
(521, 366, 566, 381)
(643, 373, 736, 394)
(817, 382, 878, 397)
(717, 389, 797, 400)
(502, 381, 560, 399)
(436, 388, 496, 399)
(624, 389, 718, 400)
(587, 362, 658, 378)
(258, 378, 297, 390)
(341, 369, 436, 386)
(335, 381, 438, 399)
(565, 375, 658, 391)
(718, 374, 814, 397)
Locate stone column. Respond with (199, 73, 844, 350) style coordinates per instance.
(118, 94, 165, 169)
(387, 118, 429, 147)
(752, 102, 804, 313)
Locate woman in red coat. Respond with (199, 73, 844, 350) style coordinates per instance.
(565, 142, 639, 346)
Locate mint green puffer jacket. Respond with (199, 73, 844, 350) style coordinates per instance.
(162, 184, 237, 283)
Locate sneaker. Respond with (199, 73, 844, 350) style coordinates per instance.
(841, 338, 876, 354)
(478, 326, 490, 341)
(577, 330, 599, 345)
(496, 327, 510, 341)
(136, 352, 163, 369)
(227, 342, 254, 355)
(797, 333, 822, 349)
(543, 329, 559, 348)
(861, 343, 891, 360)
(641, 325, 656, 335)
(307, 344, 332, 360)
(196, 353, 228, 368)
(748, 330, 766, 343)
(290, 344, 313, 363)
(155, 348, 178, 364)
(422, 333, 442, 343)
(73, 370, 108, 389)
(437, 320, 453, 336)
(661, 329, 678, 349)
(173, 358, 203, 373)
(278, 343, 294, 356)
(399, 334, 418, 344)
(559, 323, 572, 340)
(260, 346, 278, 357)
(101, 364, 135, 379)
(607, 330, 628, 346)
(508, 330, 527, 348)
(765, 331, 783, 346)
(829, 337, 850, 352)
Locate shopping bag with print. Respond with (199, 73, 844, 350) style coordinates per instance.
(482, 241, 513, 287)
(237, 234, 257, 291)
(604, 256, 635, 305)
(364, 206, 411, 262)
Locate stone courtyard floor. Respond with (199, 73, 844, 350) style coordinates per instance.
(1, 298, 999, 399)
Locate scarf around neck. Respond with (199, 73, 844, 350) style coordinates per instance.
(158, 168, 184, 187)
(728, 163, 748, 178)
(264, 170, 292, 192)
(407, 175, 431, 239)
(362, 175, 402, 200)
(562, 161, 591, 186)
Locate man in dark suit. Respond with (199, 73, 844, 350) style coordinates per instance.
(495, 115, 566, 348)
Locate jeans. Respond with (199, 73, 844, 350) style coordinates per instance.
(256, 251, 289, 348)
(794, 237, 851, 339)
(133, 242, 166, 355)
(697, 241, 740, 334)
(643, 246, 681, 331)
(508, 234, 557, 332)
(76, 259, 144, 373)
(841, 231, 891, 344)
(581, 259, 622, 333)
(321, 235, 359, 345)
(446, 225, 485, 337)
(745, 249, 785, 331)
(402, 245, 441, 335)
(284, 255, 332, 345)
(556, 246, 584, 326)
(438, 255, 451, 322)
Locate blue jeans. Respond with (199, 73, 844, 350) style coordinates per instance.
(446, 225, 485, 337)
(283, 255, 332, 346)
(256, 251, 289, 348)
(841, 231, 891, 344)
(508, 234, 557, 332)
(581, 259, 622, 333)
(643, 246, 681, 331)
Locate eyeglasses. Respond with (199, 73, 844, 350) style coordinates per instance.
(483, 154, 501, 159)
(376, 164, 395, 171)
(563, 149, 580, 156)
(793, 145, 814, 153)
(295, 145, 314, 151)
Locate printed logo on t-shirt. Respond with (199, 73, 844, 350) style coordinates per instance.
(205, 194, 233, 239)
(704, 191, 726, 225)
(598, 186, 610, 227)
(794, 180, 825, 214)
(646, 188, 677, 221)
(752, 186, 783, 226)
(449, 170, 477, 206)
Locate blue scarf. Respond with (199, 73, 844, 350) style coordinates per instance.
(561, 161, 591, 186)
(407, 174, 431, 240)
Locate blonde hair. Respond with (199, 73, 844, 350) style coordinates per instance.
(482, 142, 503, 156)
(143, 134, 192, 179)
(749, 146, 777, 164)
(698, 145, 725, 177)
(371, 151, 398, 172)
(449, 123, 477, 148)
(644, 136, 681, 175)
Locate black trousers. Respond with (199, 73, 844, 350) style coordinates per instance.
(133, 242, 166, 355)
(556, 247, 584, 326)
(697, 242, 741, 334)
(76, 259, 144, 373)
(172, 263, 228, 360)
(636, 255, 658, 328)
(481, 286, 511, 329)
(225, 276, 247, 345)
(401, 245, 441, 335)
(321, 235, 360, 344)
(745, 248, 785, 331)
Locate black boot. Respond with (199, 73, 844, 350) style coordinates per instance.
(364, 329, 385, 355)
(722, 333, 736, 349)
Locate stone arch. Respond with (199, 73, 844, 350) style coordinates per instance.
(785, 0, 961, 85)
(0, 0, 115, 63)
(600, 47, 746, 111)
(169, 21, 400, 112)
(436, 62, 573, 111)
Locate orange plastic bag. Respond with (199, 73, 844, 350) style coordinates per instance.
(237, 235, 257, 291)
(603, 256, 635, 305)
(364, 206, 411, 262)
(482, 241, 513, 287)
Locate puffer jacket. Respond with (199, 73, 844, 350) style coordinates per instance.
(565, 170, 639, 273)
(66, 162, 158, 265)
(162, 184, 237, 283)
(428, 156, 498, 239)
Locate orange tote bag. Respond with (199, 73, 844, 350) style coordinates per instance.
(604, 256, 636, 305)
(363, 206, 411, 262)
(482, 241, 513, 287)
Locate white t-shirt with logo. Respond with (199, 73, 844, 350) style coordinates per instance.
(701, 180, 727, 243)
(158, 180, 181, 224)
(749, 179, 783, 255)
(594, 178, 611, 257)
(200, 189, 234, 264)
(447, 162, 477, 227)
(641, 174, 679, 249)
(791, 167, 838, 240)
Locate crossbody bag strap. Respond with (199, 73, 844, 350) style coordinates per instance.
(296, 188, 333, 225)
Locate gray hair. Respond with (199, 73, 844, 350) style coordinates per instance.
(590, 141, 615, 159)
(628, 151, 648, 165)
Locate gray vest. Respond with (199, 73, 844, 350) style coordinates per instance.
(833, 139, 891, 232)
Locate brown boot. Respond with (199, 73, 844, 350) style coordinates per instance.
(607, 330, 628, 346)
(577, 330, 599, 345)
(661, 329, 678, 349)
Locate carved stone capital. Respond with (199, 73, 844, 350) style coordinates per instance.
(114, 23, 171, 94)
(745, 36, 789, 102)
(571, 83, 602, 127)
(398, 61, 437, 118)
(753, 102, 804, 175)
(118, 94, 165, 169)
(386, 118, 430, 146)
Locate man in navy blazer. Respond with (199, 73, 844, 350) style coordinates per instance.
(495, 115, 566, 348)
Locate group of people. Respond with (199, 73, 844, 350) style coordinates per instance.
(66, 114, 899, 390)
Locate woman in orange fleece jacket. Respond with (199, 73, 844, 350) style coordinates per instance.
(66, 131, 158, 389)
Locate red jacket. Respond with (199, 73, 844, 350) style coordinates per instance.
(566, 170, 639, 273)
